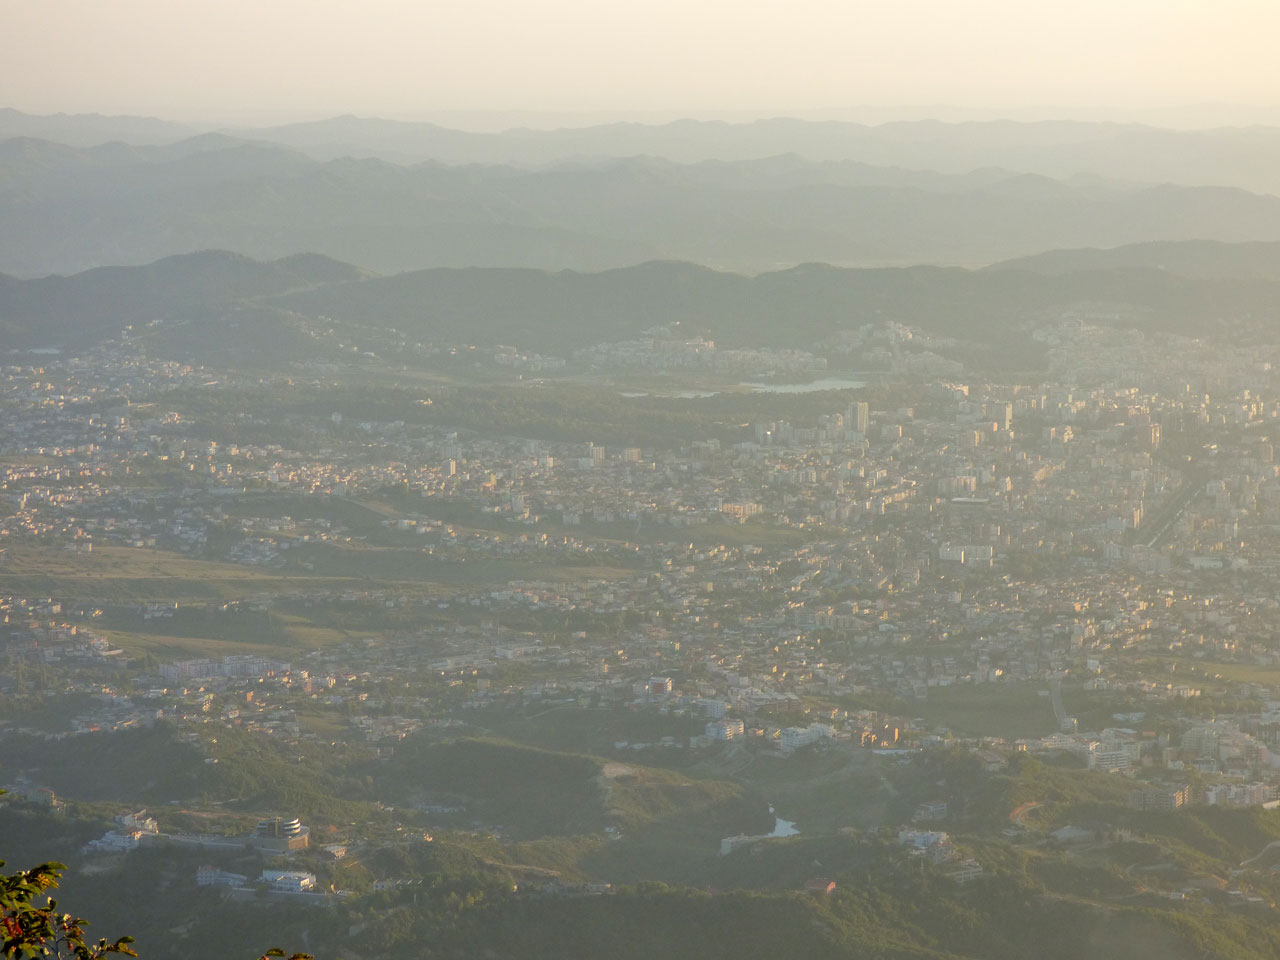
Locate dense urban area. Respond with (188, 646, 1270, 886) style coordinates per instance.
(11, 88, 1280, 958)
(9, 284, 1280, 959)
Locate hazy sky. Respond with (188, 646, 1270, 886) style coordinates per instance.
(4, 0, 1280, 124)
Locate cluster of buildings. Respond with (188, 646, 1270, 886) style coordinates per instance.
(10, 309, 1280, 902)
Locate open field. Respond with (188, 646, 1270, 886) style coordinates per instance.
(0, 540, 632, 659)
(0, 542, 630, 602)
(282, 540, 633, 584)
(95, 628, 301, 659)
(1140, 655, 1280, 689)
(0, 544, 341, 602)
(475, 704, 706, 757)
(218, 491, 392, 532)
(908, 682, 1059, 738)
(386, 491, 811, 551)
(69, 605, 355, 657)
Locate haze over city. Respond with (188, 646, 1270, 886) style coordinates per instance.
(9, 3, 1280, 960)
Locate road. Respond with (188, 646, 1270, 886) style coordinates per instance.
(1140, 464, 1210, 549)
(1050, 677, 1068, 729)
(1009, 801, 1041, 827)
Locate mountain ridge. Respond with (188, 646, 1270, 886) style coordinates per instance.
(5, 135, 1280, 277)
(4, 246, 1277, 360)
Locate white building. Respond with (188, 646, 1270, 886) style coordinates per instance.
(260, 869, 317, 893)
(85, 830, 143, 853)
(196, 866, 248, 888)
(1088, 749, 1132, 772)
(706, 718, 745, 741)
(780, 723, 835, 753)
(898, 829, 949, 849)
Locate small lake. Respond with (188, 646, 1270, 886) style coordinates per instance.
(741, 377, 866, 394)
(619, 389, 718, 399)
(620, 377, 866, 399)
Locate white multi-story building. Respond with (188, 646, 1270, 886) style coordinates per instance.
(196, 866, 248, 888)
(1088, 748, 1132, 772)
(706, 718, 745, 741)
(260, 869, 317, 893)
(780, 723, 835, 753)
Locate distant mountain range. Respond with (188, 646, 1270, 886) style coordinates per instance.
(6, 108, 1280, 193)
(0, 107, 196, 147)
(234, 116, 1280, 196)
(3, 242, 1277, 364)
(5, 132, 1280, 277)
(986, 239, 1280, 280)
